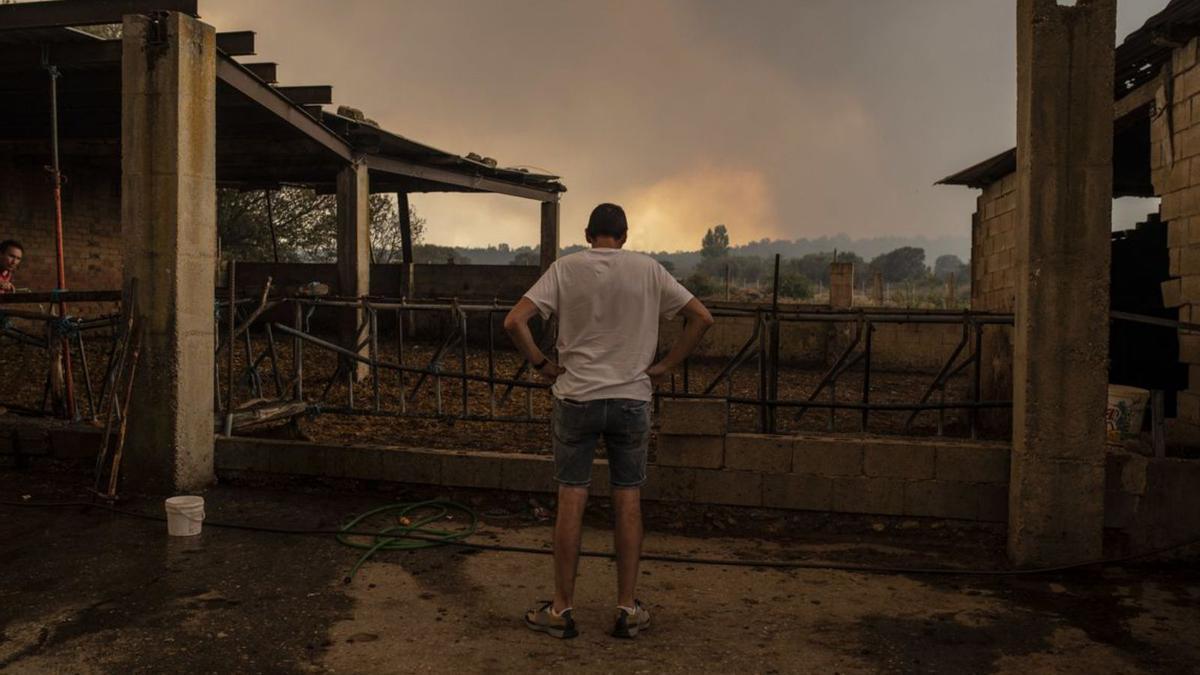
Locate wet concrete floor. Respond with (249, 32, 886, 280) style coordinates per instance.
(0, 468, 1197, 673)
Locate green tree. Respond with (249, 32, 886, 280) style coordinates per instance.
(933, 254, 967, 280)
(683, 271, 719, 298)
(700, 224, 730, 260)
(868, 247, 928, 283)
(509, 249, 540, 266)
(217, 188, 421, 263)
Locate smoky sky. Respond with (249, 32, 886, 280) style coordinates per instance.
(201, 0, 1166, 252)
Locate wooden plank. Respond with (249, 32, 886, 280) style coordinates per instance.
(0, 0, 197, 29)
(275, 85, 332, 105)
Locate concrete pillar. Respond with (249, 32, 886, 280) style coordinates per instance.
(829, 262, 854, 309)
(120, 12, 216, 492)
(337, 159, 370, 380)
(1009, 0, 1114, 566)
(945, 272, 958, 308)
(871, 272, 884, 305)
(540, 200, 559, 272)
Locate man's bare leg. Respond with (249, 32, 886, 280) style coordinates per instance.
(553, 485, 589, 612)
(612, 486, 643, 608)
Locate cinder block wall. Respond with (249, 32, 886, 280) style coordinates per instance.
(1153, 37, 1200, 435)
(0, 153, 123, 292)
(969, 173, 1017, 436)
(659, 314, 971, 373)
(970, 173, 1017, 313)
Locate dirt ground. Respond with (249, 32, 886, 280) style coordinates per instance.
(1, 468, 1196, 674)
(0, 329, 990, 457)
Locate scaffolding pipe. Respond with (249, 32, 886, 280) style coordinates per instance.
(46, 62, 76, 419)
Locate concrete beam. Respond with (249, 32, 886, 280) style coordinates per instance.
(336, 159, 370, 380)
(539, 200, 559, 271)
(120, 11, 216, 492)
(1009, 0, 1115, 567)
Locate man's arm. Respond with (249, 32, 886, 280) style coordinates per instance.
(647, 298, 714, 383)
(503, 297, 563, 381)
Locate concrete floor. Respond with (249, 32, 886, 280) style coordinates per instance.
(0, 469, 1196, 674)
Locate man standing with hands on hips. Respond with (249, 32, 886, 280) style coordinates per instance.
(504, 203, 714, 639)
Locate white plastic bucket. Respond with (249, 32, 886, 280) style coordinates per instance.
(1106, 385, 1150, 441)
(164, 495, 205, 537)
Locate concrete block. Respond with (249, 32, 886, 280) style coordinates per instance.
(1104, 491, 1141, 529)
(500, 454, 555, 493)
(935, 445, 1011, 483)
(762, 473, 833, 511)
(1162, 278, 1183, 308)
(903, 480, 978, 520)
(977, 483, 1009, 523)
(49, 428, 101, 459)
(1180, 336, 1200, 365)
(377, 448, 442, 485)
(214, 438, 269, 472)
(1178, 390, 1200, 422)
(658, 397, 727, 436)
(1171, 248, 1182, 277)
(1104, 450, 1148, 495)
(831, 476, 905, 515)
(792, 438, 863, 476)
(341, 446, 384, 480)
(652, 466, 696, 502)
(694, 469, 763, 507)
(724, 434, 792, 473)
(656, 434, 724, 469)
(441, 452, 506, 489)
(862, 441, 935, 479)
(1181, 273, 1200, 301)
(270, 442, 327, 476)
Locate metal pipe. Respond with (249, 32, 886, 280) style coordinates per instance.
(46, 62, 75, 420)
(459, 306, 469, 416)
(369, 305, 380, 413)
(861, 320, 872, 432)
(224, 260, 235, 435)
(971, 322, 983, 439)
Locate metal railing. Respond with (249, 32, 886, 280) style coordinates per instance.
(216, 287, 1014, 439)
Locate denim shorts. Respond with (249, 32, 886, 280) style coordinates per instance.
(552, 397, 650, 488)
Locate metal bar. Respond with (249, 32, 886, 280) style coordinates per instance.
(861, 320, 872, 432)
(319, 407, 549, 424)
(292, 300, 303, 402)
(241, 305, 261, 398)
(0, 0, 198, 30)
(264, 322, 284, 397)
(396, 308, 406, 414)
(364, 154, 560, 203)
(670, 393, 1013, 411)
(905, 319, 971, 431)
(971, 322, 983, 439)
(702, 317, 762, 395)
(75, 330, 96, 420)
(215, 56, 352, 162)
(224, 260, 235, 435)
(47, 63, 76, 420)
(243, 62, 277, 83)
(215, 31, 256, 56)
(0, 290, 123, 304)
(757, 312, 768, 433)
(369, 305, 380, 413)
(487, 310, 497, 418)
(797, 318, 864, 423)
(459, 308, 469, 416)
(409, 326, 459, 399)
(768, 317, 780, 434)
(275, 85, 333, 105)
(271, 322, 549, 389)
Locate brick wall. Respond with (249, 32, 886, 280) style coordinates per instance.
(0, 154, 123, 292)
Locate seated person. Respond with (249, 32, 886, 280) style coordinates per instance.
(0, 239, 22, 293)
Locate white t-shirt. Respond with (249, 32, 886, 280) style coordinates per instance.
(524, 248, 694, 402)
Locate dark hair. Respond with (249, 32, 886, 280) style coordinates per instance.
(0, 240, 22, 255)
(586, 203, 628, 240)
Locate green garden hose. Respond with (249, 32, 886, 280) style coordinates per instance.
(335, 500, 478, 582)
